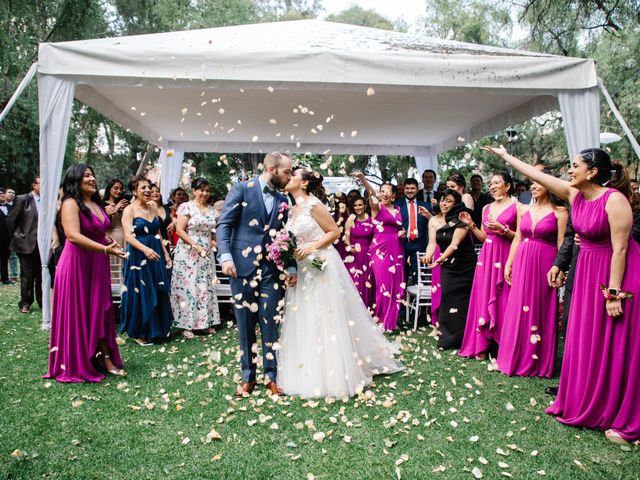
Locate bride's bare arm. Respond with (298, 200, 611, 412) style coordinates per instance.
(310, 203, 340, 250)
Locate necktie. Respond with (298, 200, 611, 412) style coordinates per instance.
(426, 191, 431, 204)
(409, 200, 417, 241)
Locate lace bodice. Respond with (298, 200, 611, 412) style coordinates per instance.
(286, 196, 326, 246)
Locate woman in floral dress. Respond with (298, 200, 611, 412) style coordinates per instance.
(170, 178, 220, 338)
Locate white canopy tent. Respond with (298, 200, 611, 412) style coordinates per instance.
(36, 19, 600, 327)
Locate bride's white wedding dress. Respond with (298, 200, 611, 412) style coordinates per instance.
(277, 195, 404, 399)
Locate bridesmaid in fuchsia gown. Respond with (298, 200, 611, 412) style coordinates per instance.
(497, 180, 568, 378)
(46, 164, 126, 382)
(483, 146, 640, 445)
(354, 173, 405, 331)
(458, 172, 517, 358)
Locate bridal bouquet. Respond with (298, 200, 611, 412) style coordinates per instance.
(266, 230, 297, 271)
(266, 230, 327, 272)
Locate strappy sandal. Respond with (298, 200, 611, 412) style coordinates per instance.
(605, 429, 629, 445)
(182, 330, 196, 339)
(104, 355, 127, 377)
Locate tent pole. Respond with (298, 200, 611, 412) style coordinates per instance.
(598, 78, 640, 161)
(0, 63, 38, 125)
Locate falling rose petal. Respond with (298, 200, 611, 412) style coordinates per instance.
(472, 467, 483, 478)
(366, 86, 376, 96)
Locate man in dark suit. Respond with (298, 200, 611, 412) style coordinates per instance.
(216, 153, 295, 397)
(7, 177, 42, 313)
(545, 212, 579, 396)
(416, 169, 437, 211)
(0, 188, 12, 284)
(397, 178, 430, 286)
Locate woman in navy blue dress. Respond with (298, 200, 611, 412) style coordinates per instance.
(120, 175, 173, 345)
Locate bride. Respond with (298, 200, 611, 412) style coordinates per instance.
(277, 167, 404, 399)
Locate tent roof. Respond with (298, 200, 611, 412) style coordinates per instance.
(38, 20, 598, 156)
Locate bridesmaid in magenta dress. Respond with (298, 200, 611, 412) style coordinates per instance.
(45, 164, 126, 382)
(354, 173, 405, 330)
(497, 180, 568, 378)
(458, 172, 517, 358)
(430, 244, 442, 325)
(344, 197, 374, 308)
(484, 146, 640, 445)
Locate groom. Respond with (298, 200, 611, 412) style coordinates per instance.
(216, 152, 296, 397)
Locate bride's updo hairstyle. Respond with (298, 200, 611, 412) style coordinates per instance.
(300, 167, 327, 203)
(579, 148, 630, 197)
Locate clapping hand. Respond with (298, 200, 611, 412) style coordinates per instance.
(116, 198, 129, 211)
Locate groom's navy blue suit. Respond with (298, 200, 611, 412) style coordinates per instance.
(217, 176, 293, 383)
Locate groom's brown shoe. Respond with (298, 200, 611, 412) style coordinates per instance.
(266, 381, 284, 396)
(235, 381, 257, 397)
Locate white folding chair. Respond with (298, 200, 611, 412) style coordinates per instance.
(405, 252, 432, 330)
(214, 258, 233, 304)
(110, 256, 124, 305)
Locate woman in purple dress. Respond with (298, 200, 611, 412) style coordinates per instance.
(344, 197, 374, 308)
(497, 178, 568, 377)
(458, 172, 517, 359)
(45, 164, 126, 382)
(484, 145, 640, 445)
(354, 173, 406, 331)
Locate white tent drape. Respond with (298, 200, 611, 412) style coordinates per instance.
(414, 156, 439, 180)
(38, 74, 76, 329)
(159, 147, 185, 201)
(558, 87, 601, 161)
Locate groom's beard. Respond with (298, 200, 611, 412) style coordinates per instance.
(271, 177, 289, 190)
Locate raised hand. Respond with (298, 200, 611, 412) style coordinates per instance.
(351, 171, 366, 181)
(480, 145, 508, 158)
(458, 211, 473, 225)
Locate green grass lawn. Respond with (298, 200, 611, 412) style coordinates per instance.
(0, 284, 638, 480)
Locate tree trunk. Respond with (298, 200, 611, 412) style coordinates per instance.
(135, 143, 154, 176)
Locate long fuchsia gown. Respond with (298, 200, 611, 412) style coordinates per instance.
(430, 245, 442, 325)
(347, 217, 374, 308)
(370, 204, 405, 330)
(497, 210, 559, 378)
(547, 190, 640, 442)
(459, 202, 517, 357)
(45, 209, 122, 382)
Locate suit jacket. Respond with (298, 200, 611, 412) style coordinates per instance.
(216, 177, 292, 278)
(415, 190, 435, 212)
(7, 193, 39, 254)
(396, 198, 429, 251)
(0, 204, 10, 247)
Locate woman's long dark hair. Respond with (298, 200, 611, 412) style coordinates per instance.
(62, 163, 102, 219)
(102, 178, 124, 204)
(299, 168, 327, 203)
(579, 149, 630, 198)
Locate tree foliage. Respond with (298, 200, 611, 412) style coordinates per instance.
(326, 5, 395, 31)
(2, 0, 640, 194)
